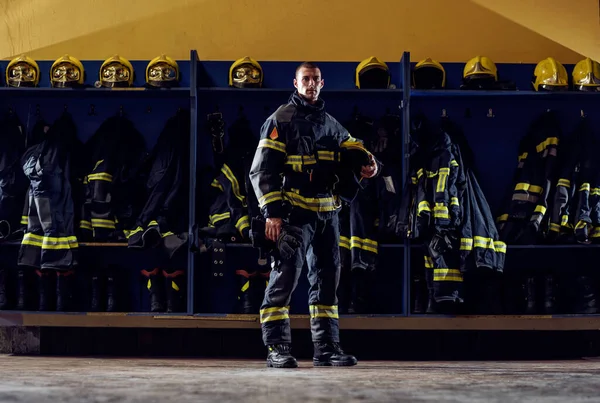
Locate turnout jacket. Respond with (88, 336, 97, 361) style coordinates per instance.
(18, 112, 82, 270)
(496, 110, 561, 244)
(249, 91, 373, 222)
(79, 116, 147, 242)
(0, 114, 28, 240)
(546, 117, 597, 243)
(338, 113, 402, 271)
(204, 115, 258, 241)
(498, 114, 600, 245)
(127, 109, 190, 256)
(398, 116, 505, 303)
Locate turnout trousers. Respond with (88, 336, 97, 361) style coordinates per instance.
(260, 212, 341, 346)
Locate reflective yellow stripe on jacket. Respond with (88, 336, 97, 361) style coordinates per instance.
(283, 190, 341, 212)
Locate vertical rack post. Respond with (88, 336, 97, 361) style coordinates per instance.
(187, 49, 199, 315)
(401, 51, 411, 317)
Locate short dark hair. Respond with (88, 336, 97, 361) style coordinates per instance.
(295, 62, 321, 77)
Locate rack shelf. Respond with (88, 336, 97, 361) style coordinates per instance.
(409, 243, 600, 249)
(196, 87, 403, 94)
(223, 243, 404, 249)
(0, 241, 129, 247)
(411, 89, 600, 98)
(3, 311, 600, 330)
(0, 87, 191, 99)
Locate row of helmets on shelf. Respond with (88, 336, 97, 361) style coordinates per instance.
(4, 54, 180, 89)
(412, 56, 600, 91)
(229, 56, 395, 89)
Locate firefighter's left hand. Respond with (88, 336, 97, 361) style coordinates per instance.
(361, 155, 378, 178)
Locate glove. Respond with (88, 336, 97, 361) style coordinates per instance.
(277, 224, 304, 261)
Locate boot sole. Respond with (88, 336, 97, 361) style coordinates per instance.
(313, 360, 358, 367)
(267, 362, 298, 369)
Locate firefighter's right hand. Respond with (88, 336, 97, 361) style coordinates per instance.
(265, 218, 283, 242)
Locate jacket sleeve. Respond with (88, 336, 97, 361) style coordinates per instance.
(249, 118, 287, 219)
(339, 132, 378, 176)
(217, 163, 251, 239)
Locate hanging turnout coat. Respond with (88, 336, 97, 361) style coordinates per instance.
(398, 116, 505, 303)
(0, 113, 28, 240)
(18, 112, 82, 270)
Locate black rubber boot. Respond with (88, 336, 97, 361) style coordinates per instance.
(313, 342, 358, 367)
(16, 269, 27, 310)
(56, 270, 74, 312)
(543, 275, 557, 315)
(266, 344, 298, 368)
(0, 268, 7, 310)
(413, 277, 426, 314)
(106, 274, 117, 312)
(349, 269, 369, 314)
(163, 269, 185, 313)
(426, 291, 437, 314)
(37, 270, 55, 312)
(235, 269, 255, 314)
(90, 273, 102, 312)
(525, 277, 537, 315)
(141, 268, 165, 313)
(573, 275, 598, 314)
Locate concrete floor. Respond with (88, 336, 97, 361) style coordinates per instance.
(0, 357, 600, 402)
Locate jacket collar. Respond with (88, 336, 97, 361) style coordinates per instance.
(289, 90, 325, 113)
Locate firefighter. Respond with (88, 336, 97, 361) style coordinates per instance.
(249, 61, 378, 368)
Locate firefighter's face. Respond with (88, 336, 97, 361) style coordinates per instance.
(294, 67, 324, 103)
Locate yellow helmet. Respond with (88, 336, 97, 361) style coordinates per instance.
(146, 54, 179, 88)
(98, 55, 134, 88)
(572, 57, 600, 92)
(532, 57, 568, 91)
(50, 54, 85, 88)
(463, 56, 498, 82)
(229, 56, 263, 88)
(412, 58, 445, 89)
(6, 55, 40, 88)
(356, 56, 390, 89)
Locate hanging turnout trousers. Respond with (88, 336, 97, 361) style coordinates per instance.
(249, 91, 373, 346)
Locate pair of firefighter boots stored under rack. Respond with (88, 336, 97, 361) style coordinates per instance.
(141, 268, 186, 313)
(520, 274, 598, 315)
(0, 267, 120, 312)
(411, 273, 599, 315)
(0, 268, 76, 312)
(338, 268, 373, 315)
(266, 342, 358, 369)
